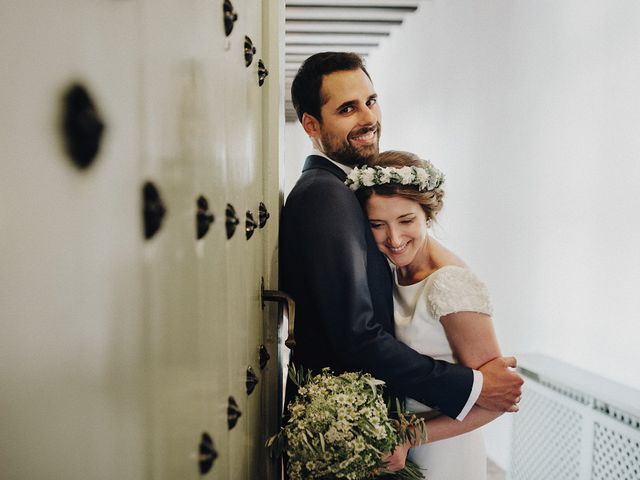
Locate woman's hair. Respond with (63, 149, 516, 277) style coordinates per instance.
(355, 150, 444, 221)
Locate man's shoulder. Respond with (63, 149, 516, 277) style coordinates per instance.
(282, 169, 366, 235)
(298, 164, 345, 187)
(287, 167, 355, 206)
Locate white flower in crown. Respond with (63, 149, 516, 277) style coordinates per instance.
(377, 166, 393, 184)
(360, 168, 376, 187)
(344, 162, 445, 192)
(425, 160, 444, 190)
(415, 167, 429, 190)
(398, 166, 414, 185)
(345, 167, 363, 191)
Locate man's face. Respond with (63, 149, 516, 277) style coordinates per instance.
(306, 69, 382, 166)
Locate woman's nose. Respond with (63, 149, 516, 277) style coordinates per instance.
(387, 227, 402, 246)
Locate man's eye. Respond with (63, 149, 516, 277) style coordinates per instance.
(340, 106, 354, 114)
(367, 98, 377, 106)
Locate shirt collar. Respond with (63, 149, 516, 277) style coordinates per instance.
(311, 148, 353, 175)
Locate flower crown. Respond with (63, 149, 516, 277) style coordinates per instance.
(345, 161, 445, 192)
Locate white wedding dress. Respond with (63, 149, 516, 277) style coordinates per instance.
(393, 265, 493, 480)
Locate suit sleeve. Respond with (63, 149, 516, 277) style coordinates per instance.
(289, 178, 474, 418)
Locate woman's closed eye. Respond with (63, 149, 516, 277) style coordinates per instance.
(369, 222, 384, 229)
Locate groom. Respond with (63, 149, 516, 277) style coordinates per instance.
(279, 52, 522, 463)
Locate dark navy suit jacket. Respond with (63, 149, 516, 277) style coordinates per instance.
(279, 155, 474, 418)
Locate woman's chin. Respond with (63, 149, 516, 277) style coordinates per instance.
(384, 254, 406, 268)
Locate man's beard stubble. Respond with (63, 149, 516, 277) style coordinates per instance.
(321, 122, 381, 167)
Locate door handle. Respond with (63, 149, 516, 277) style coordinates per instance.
(142, 181, 167, 240)
(244, 36, 256, 67)
(223, 0, 238, 37)
(226, 203, 239, 239)
(198, 432, 218, 474)
(245, 210, 257, 240)
(196, 195, 215, 240)
(257, 59, 269, 86)
(62, 83, 105, 169)
(258, 202, 270, 228)
(261, 279, 296, 349)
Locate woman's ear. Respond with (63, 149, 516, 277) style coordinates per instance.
(302, 112, 321, 138)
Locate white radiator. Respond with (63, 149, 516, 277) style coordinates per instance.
(509, 354, 640, 480)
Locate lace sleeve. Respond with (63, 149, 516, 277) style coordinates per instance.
(426, 266, 493, 319)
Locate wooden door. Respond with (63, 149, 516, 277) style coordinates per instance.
(0, 1, 283, 478)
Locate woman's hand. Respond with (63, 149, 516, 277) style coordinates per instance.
(382, 441, 411, 472)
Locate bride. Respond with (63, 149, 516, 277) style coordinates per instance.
(348, 150, 508, 480)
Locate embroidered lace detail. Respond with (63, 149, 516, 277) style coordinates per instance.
(426, 266, 493, 319)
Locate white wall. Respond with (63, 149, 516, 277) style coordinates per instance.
(284, 122, 311, 196)
(362, 0, 640, 468)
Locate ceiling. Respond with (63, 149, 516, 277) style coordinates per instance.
(284, 1, 422, 122)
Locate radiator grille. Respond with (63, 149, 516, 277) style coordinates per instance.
(592, 422, 640, 480)
(509, 356, 640, 480)
(511, 385, 583, 480)
(594, 400, 640, 430)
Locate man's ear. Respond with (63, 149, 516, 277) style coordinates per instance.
(301, 112, 321, 137)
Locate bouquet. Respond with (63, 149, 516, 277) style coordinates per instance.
(266, 366, 426, 480)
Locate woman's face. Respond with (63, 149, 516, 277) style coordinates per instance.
(365, 193, 429, 268)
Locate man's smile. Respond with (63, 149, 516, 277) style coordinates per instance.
(349, 128, 377, 145)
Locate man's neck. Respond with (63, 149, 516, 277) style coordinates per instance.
(311, 148, 353, 174)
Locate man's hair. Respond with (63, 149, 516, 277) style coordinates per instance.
(291, 52, 371, 123)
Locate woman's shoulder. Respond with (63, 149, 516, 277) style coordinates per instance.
(424, 243, 493, 318)
(428, 238, 467, 270)
(426, 264, 482, 290)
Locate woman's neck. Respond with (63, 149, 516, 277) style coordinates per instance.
(396, 238, 438, 286)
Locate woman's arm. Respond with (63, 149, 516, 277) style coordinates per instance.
(385, 311, 504, 465)
(384, 404, 500, 469)
(420, 405, 500, 444)
(420, 311, 504, 444)
(441, 311, 501, 369)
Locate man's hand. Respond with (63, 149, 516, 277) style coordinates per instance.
(477, 356, 524, 412)
(382, 442, 410, 472)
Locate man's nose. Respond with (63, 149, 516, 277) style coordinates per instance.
(358, 104, 378, 126)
